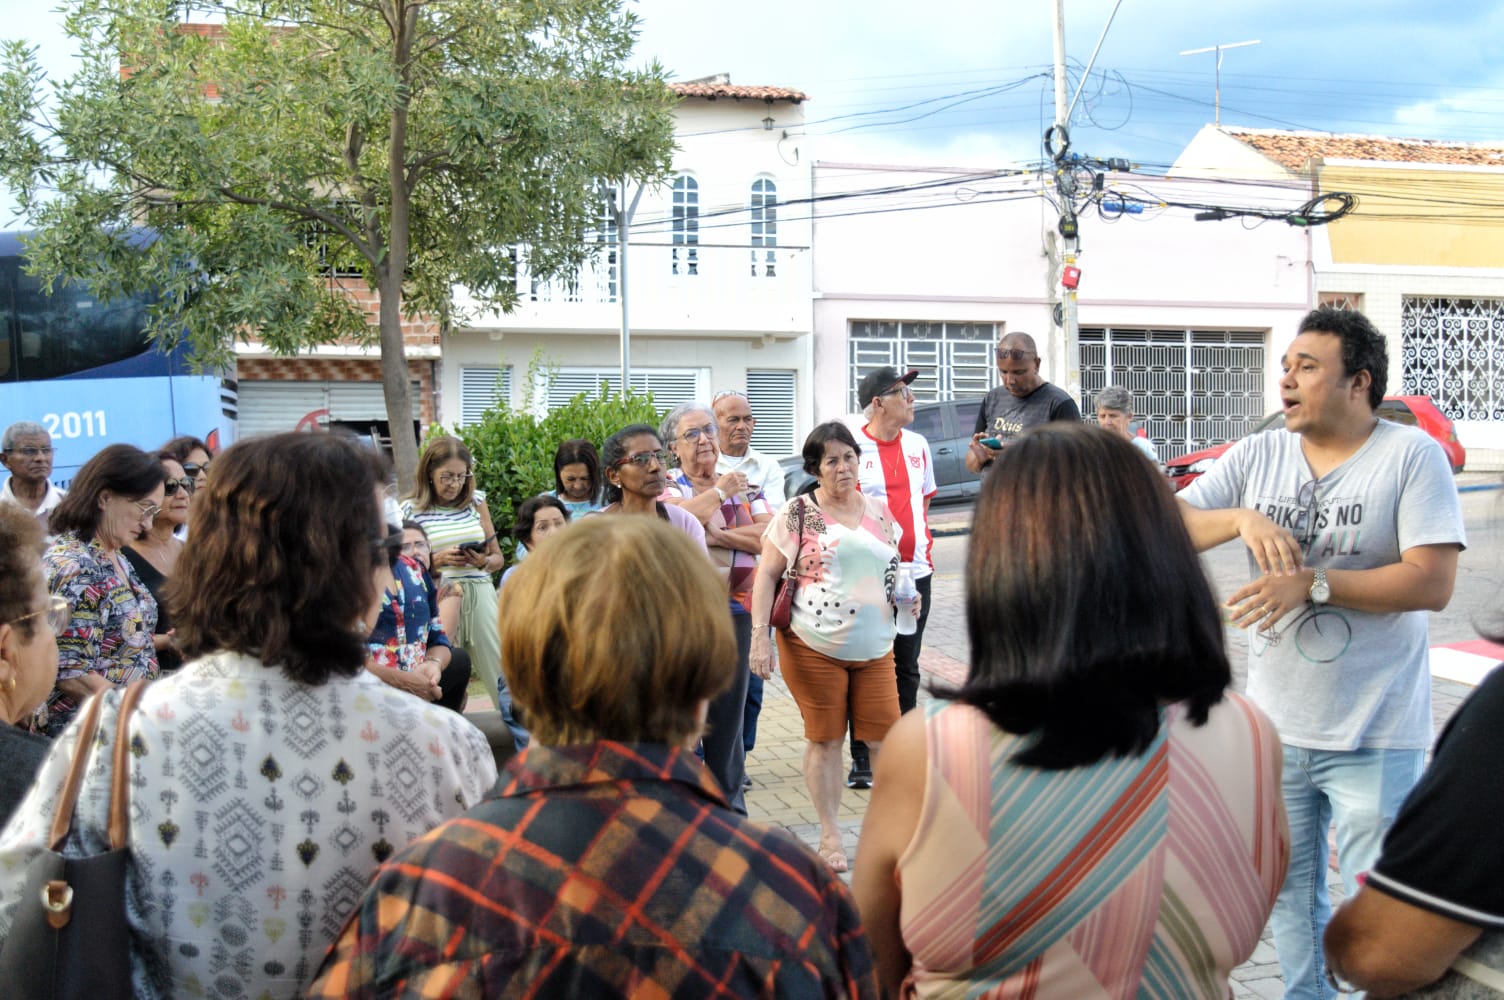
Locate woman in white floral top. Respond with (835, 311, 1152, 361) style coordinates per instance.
(749, 421, 906, 873)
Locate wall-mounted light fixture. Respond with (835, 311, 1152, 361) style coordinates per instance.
(762, 116, 774, 131)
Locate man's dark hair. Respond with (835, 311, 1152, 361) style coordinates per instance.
(166, 432, 389, 685)
(942, 422, 1230, 769)
(801, 421, 862, 478)
(1298, 305, 1387, 409)
(49, 444, 166, 539)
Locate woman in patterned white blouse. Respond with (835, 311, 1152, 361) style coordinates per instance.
(0, 432, 497, 999)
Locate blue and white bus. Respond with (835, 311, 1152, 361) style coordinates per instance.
(0, 232, 236, 487)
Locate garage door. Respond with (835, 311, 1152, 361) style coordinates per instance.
(1081, 327, 1266, 455)
(237, 380, 420, 438)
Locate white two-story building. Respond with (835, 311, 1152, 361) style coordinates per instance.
(443, 76, 813, 457)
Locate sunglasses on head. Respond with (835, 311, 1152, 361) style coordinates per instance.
(995, 348, 1034, 362)
(163, 477, 195, 497)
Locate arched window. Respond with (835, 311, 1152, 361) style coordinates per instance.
(672, 175, 699, 276)
(750, 178, 777, 278)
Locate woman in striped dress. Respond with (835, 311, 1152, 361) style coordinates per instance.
(852, 423, 1288, 999)
(402, 436, 527, 747)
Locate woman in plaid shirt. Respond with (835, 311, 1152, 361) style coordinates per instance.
(310, 516, 879, 999)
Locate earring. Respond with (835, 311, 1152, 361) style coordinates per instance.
(3, 675, 15, 692)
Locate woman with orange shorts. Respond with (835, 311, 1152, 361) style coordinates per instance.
(749, 421, 907, 873)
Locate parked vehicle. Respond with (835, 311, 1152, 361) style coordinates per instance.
(779, 398, 986, 503)
(1165, 395, 1465, 492)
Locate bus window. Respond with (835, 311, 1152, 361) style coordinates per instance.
(14, 270, 152, 382)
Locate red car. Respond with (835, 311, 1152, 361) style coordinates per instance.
(1166, 395, 1465, 492)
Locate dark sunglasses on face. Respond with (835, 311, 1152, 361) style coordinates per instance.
(995, 348, 1034, 362)
(163, 477, 195, 496)
(182, 463, 209, 479)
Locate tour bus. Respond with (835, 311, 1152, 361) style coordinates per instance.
(0, 231, 236, 487)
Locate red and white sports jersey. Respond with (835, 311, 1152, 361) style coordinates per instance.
(856, 424, 937, 575)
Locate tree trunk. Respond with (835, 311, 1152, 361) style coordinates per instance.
(378, 265, 420, 496)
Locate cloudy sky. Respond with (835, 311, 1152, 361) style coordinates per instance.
(4, 0, 1502, 223)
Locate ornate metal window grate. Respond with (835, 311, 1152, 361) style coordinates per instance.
(1401, 296, 1504, 421)
(846, 321, 998, 412)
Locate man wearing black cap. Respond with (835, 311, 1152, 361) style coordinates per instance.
(847, 365, 937, 788)
(965, 331, 1082, 473)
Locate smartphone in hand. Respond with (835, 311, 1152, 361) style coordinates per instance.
(979, 437, 1003, 449)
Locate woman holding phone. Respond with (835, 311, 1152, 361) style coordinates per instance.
(402, 436, 527, 747)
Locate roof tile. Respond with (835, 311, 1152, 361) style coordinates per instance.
(1224, 127, 1504, 171)
(669, 82, 807, 103)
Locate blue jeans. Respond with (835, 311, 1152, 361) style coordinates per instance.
(1271, 744, 1424, 1000)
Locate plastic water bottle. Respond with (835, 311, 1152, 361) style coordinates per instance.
(895, 563, 918, 635)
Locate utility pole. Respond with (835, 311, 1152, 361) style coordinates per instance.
(1051, 0, 1081, 404)
(610, 182, 646, 388)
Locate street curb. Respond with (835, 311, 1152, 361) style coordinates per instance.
(930, 521, 972, 538)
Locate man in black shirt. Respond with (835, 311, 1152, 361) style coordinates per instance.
(965, 332, 1081, 472)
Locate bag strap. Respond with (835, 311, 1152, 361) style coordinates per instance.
(108, 680, 150, 850)
(46, 692, 109, 852)
(45, 681, 150, 853)
(783, 496, 806, 581)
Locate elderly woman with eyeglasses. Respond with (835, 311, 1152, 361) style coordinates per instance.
(598, 424, 707, 547)
(39, 443, 164, 736)
(660, 402, 770, 812)
(0, 502, 62, 826)
(123, 452, 194, 673)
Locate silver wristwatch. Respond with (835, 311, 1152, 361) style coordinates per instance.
(1309, 567, 1330, 605)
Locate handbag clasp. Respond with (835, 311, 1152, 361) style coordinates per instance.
(41, 880, 73, 929)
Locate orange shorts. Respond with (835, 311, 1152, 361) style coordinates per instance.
(775, 629, 900, 743)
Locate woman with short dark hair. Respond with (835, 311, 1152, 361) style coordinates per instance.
(852, 423, 1288, 998)
(123, 452, 193, 672)
(748, 420, 904, 873)
(309, 516, 880, 998)
(41, 443, 165, 735)
(0, 432, 497, 999)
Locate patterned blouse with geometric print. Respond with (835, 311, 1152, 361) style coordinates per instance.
(0, 652, 497, 999)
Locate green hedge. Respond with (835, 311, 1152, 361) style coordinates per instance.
(434, 356, 662, 559)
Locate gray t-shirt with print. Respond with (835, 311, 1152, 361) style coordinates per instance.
(1181, 420, 1465, 751)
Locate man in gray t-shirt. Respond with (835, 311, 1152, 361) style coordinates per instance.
(1179, 306, 1465, 1000)
(965, 331, 1081, 473)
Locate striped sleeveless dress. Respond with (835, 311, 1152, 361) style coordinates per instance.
(897, 694, 1287, 999)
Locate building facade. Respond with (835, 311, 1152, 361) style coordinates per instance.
(810, 159, 1313, 458)
(1174, 125, 1504, 464)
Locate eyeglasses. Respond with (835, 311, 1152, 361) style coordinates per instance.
(8, 595, 70, 636)
(616, 449, 672, 469)
(131, 499, 162, 521)
(1295, 480, 1320, 548)
(435, 473, 472, 487)
(675, 423, 718, 444)
(995, 348, 1035, 362)
(881, 384, 915, 402)
(163, 477, 195, 497)
(4, 446, 53, 458)
(400, 539, 430, 554)
(182, 463, 209, 479)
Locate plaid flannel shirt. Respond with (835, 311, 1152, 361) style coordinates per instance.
(309, 741, 879, 999)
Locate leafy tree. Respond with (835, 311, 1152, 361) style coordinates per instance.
(0, 0, 675, 489)
(443, 352, 660, 557)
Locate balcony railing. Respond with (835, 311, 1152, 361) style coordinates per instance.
(510, 243, 806, 306)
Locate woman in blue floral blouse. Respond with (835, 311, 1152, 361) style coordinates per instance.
(41, 444, 165, 736)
